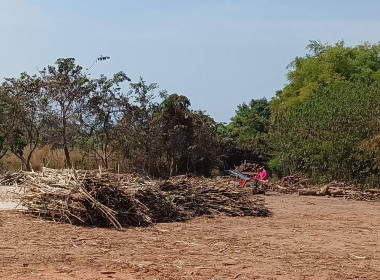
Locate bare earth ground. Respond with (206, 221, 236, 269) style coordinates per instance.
(0, 186, 24, 210)
(1, 187, 380, 280)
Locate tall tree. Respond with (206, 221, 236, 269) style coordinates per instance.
(40, 58, 91, 168)
(1, 73, 46, 171)
(0, 87, 9, 161)
(270, 41, 380, 185)
(271, 41, 380, 117)
(157, 94, 193, 176)
(119, 77, 164, 174)
(222, 98, 271, 167)
(85, 71, 130, 168)
(189, 111, 222, 176)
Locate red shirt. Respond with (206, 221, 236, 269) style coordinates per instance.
(257, 170, 267, 180)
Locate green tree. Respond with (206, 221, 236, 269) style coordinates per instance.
(0, 73, 46, 171)
(0, 89, 9, 161)
(271, 41, 380, 117)
(222, 98, 271, 167)
(119, 77, 164, 175)
(189, 111, 222, 176)
(157, 94, 193, 176)
(270, 84, 379, 183)
(40, 58, 91, 168)
(269, 41, 380, 185)
(85, 71, 130, 168)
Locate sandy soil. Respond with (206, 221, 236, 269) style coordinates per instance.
(1, 193, 380, 280)
(0, 185, 24, 210)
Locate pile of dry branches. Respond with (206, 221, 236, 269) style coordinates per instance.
(269, 176, 380, 201)
(234, 162, 260, 173)
(160, 175, 270, 217)
(270, 175, 309, 193)
(298, 181, 380, 201)
(5, 168, 270, 229)
(0, 171, 25, 185)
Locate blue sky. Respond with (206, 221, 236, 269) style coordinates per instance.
(1, 0, 380, 123)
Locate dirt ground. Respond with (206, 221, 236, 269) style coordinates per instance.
(1, 189, 380, 280)
(0, 185, 24, 210)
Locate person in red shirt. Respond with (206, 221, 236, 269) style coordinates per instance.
(252, 167, 268, 194)
(256, 167, 267, 181)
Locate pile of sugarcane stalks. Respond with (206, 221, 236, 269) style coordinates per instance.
(0, 171, 25, 185)
(9, 168, 270, 229)
(159, 175, 270, 217)
(17, 168, 176, 228)
(269, 175, 309, 193)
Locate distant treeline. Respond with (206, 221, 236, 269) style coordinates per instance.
(2, 41, 380, 186)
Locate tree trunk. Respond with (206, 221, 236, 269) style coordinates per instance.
(0, 150, 6, 161)
(102, 141, 109, 169)
(25, 161, 32, 172)
(19, 155, 32, 171)
(62, 113, 72, 168)
(25, 142, 38, 172)
(102, 156, 108, 169)
(170, 157, 174, 177)
(63, 146, 72, 168)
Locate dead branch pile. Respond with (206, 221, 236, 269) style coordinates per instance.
(308, 181, 380, 201)
(322, 181, 356, 197)
(270, 175, 309, 193)
(234, 162, 260, 173)
(14, 168, 270, 229)
(0, 171, 25, 185)
(360, 188, 380, 201)
(159, 175, 270, 217)
(18, 168, 181, 228)
(271, 177, 380, 201)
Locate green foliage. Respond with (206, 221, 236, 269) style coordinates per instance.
(188, 111, 222, 176)
(222, 98, 271, 167)
(271, 41, 380, 118)
(158, 93, 193, 175)
(0, 73, 46, 170)
(5, 47, 380, 186)
(40, 58, 92, 168)
(268, 41, 380, 186)
(270, 83, 380, 184)
(85, 71, 130, 168)
(268, 157, 282, 173)
(119, 77, 164, 174)
(0, 59, 225, 176)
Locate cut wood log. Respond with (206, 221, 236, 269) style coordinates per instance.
(365, 189, 380, 194)
(317, 185, 330, 196)
(329, 189, 344, 197)
(298, 189, 318, 196)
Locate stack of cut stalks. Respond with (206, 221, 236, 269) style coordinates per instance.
(2, 168, 270, 229)
(160, 175, 270, 217)
(270, 175, 309, 193)
(0, 171, 25, 185)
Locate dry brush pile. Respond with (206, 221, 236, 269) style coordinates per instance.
(160, 175, 269, 217)
(270, 175, 380, 201)
(234, 162, 260, 173)
(269, 175, 309, 193)
(0, 168, 270, 229)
